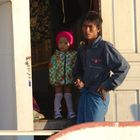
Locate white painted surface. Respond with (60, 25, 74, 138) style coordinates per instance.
(16, 136, 33, 140)
(48, 122, 140, 140)
(0, 0, 17, 130)
(50, 126, 140, 140)
(101, 0, 140, 121)
(0, 136, 33, 140)
(0, 0, 33, 131)
(0, 136, 16, 140)
(11, 0, 33, 131)
(0, 130, 58, 135)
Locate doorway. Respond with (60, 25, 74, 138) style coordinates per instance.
(30, 0, 100, 120)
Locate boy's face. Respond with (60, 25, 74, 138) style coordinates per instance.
(58, 37, 70, 52)
(82, 21, 100, 42)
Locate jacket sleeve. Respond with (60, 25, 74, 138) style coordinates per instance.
(72, 48, 83, 81)
(101, 43, 130, 90)
(49, 55, 57, 85)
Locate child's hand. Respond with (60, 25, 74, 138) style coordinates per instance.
(74, 78, 84, 89)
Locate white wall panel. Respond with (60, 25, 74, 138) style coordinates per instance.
(0, 0, 33, 130)
(101, 0, 140, 121)
(113, 0, 135, 52)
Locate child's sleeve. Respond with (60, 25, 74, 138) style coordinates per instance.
(49, 55, 57, 85)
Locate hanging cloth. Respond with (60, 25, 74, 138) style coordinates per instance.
(89, 0, 100, 13)
(50, 0, 81, 29)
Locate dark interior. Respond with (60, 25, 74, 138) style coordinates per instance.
(30, 0, 100, 119)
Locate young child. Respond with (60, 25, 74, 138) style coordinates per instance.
(49, 31, 77, 119)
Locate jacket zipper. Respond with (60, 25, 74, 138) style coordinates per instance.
(64, 54, 66, 85)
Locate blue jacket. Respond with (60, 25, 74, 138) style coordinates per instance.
(73, 36, 130, 92)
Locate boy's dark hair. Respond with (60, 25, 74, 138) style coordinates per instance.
(82, 11, 103, 29)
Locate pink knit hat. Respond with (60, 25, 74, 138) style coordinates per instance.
(56, 31, 74, 47)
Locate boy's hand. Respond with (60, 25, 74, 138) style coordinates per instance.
(74, 78, 84, 89)
(97, 86, 108, 101)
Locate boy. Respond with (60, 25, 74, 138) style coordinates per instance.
(73, 11, 130, 123)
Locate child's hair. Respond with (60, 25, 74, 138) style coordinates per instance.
(81, 11, 103, 29)
(56, 31, 74, 47)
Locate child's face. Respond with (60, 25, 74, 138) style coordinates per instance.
(58, 37, 70, 52)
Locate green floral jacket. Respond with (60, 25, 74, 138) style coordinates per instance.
(49, 50, 77, 86)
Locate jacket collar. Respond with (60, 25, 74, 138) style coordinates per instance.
(91, 35, 102, 48)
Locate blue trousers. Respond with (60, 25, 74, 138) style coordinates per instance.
(77, 88, 109, 124)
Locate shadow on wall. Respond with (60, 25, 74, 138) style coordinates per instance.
(131, 104, 140, 121)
